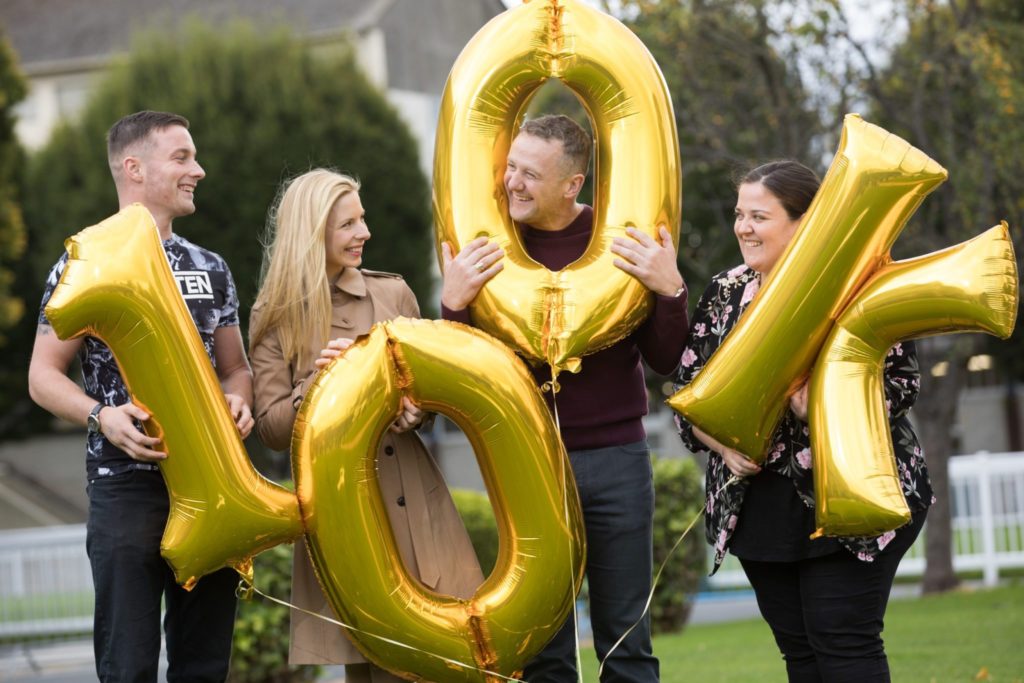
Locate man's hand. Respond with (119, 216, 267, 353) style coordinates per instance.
(440, 238, 504, 311)
(611, 226, 685, 297)
(100, 403, 165, 462)
(314, 337, 355, 369)
(390, 396, 425, 434)
(224, 393, 254, 438)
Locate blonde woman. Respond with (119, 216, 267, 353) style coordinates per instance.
(249, 169, 483, 682)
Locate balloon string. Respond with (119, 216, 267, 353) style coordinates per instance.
(597, 474, 740, 677)
(235, 579, 522, 683)
(547, 363, 584, 683)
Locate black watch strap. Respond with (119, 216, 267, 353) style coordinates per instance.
(87, 402, 104, 434)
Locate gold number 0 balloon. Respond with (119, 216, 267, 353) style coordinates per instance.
(44, 205, 303, 587)
(434, 0, 681, 374)
(293, 319, 585, 682)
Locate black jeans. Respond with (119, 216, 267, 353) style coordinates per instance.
(523, 441, 660, 682)
(87, 469, 238, 683)
(739, 511, 926, 683)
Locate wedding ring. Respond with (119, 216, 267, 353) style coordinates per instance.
(474, 260, 485, 272)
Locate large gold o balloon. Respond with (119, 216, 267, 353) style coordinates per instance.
(433, 0, 680, 374)
(43, 205, 303, 587)
(293, 318, 585, 682)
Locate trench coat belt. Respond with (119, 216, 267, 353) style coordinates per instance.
(397, 441, 442, 588)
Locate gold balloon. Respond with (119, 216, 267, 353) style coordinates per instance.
(810, 224, 1018, 536)
(669, 114, 948, 462)
(43, 205, 303, 588)
(293, 318, 585, 682)
(433, 0, 680, 374)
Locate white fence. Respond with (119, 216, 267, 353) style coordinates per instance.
(708, 451, 1024, 588)
(1, 452, 1023, 639)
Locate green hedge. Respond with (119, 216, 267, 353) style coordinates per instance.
(229, 544, 318, 683)
(650, 454, 706, 634)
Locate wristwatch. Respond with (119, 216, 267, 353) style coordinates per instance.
(86, 403, 105, 435)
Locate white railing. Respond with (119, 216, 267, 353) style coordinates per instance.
(709, 451, 1024, 588)
(2, 452, 1022, 638)
(0, 524, 92, 638)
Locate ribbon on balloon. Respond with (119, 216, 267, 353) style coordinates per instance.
(669, 114, 1019, 536)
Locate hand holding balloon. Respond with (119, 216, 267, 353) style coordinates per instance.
(440, 238, 504, 312)
(101, 402, 164, 462)
(224, 393, 254, 439)
(611, 226, 685, 297)
(390, 396, 424, 434)
(314, 337, 355, 368)
(789, 384, 809, 422)
(694, 425, 761, 479)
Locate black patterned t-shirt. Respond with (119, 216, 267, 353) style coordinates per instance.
(38, 233, 240, 481)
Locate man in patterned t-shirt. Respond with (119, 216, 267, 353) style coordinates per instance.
(28, 111, 254, 682)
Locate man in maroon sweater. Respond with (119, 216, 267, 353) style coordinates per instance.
(441, 115, 688, 682)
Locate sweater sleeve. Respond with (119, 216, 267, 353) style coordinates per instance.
(440, 302, 472, 325)
(634, 287, 690, 376)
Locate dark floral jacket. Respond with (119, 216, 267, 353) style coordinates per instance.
(675, 265, 934, 572)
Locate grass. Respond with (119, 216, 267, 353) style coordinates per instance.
(579, 582, 1024, 682)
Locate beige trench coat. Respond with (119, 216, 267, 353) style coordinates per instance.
(250, 268, 484, 665)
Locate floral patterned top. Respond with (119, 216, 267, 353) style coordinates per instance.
(675, 264, 934, 572)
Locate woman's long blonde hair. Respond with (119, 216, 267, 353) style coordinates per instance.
(250, 169, 361, 369)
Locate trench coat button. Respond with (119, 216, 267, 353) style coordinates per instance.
(384, 445, 395, 456)
(396, 496, 406, 507)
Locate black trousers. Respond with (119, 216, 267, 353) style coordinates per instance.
(87, 469, 238, 683)
(523, 441, 660, 683)
(738, 511, 926, 683)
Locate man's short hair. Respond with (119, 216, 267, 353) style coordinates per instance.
(519, 114, 592, 177)
(107, 110, 190, 174)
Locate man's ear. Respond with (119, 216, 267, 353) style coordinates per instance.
(122, 155, 143, 183)
(564, 172, 585, 198)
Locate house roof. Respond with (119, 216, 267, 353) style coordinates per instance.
(0, 0, 506, 91)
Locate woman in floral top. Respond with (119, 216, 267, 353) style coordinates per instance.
(675, 160, 932, 682)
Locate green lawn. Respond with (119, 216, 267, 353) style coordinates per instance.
(579, 583, 1024, 682)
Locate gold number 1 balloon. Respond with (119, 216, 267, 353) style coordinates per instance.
(434, 0, 680, 375)
(43, 205, 303, 587)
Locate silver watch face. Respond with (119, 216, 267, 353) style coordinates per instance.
(87, 408, 101, 433)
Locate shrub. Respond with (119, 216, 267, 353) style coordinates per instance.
(651, 454, 706, 634)
(450, 488, 499, 576)
(229, 543, 318, 683)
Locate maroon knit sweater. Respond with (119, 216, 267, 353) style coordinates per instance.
(442, 206, 690, 451)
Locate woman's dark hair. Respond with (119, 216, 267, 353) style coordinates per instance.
(738, 160, 821, 220)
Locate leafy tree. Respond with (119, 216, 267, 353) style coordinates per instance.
(23, 21, 433, 333)
(613, 0, 822, 286)
(0, 31, 34, 437)
(844, 0, 1024, 593)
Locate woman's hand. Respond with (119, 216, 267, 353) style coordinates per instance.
(719, 446, 762, 478)
(314, 337, 355, 368)
(790, 382, 809, 421)
(390, 396, 424, 433)
(693, 425, 761, 478)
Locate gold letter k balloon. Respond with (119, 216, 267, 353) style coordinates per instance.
(669, 115, 1018, 536)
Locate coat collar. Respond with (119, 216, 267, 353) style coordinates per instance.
(332, 267, 366, 297)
